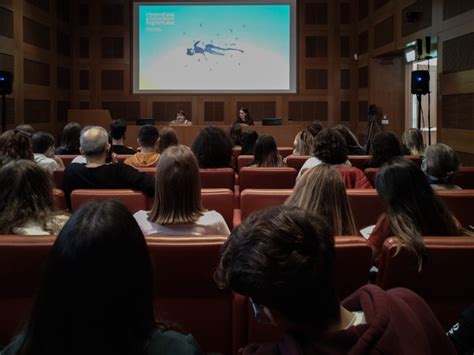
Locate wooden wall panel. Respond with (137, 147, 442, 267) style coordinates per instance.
(358, 0, 369, 20)
(340, 3, 351, 24)
(443, 0, 474, 21)
(101, 70, 124, 90)
(23, 17, 50, 50)
(80, 70, 89, 90)
(306, 69, 328, 90)
(358, 66, 368, 88)
(101, 37, 124, 58)
(24, 59, 50, 86)
(102, 101, 140, 121)
(236, 102, 276, 120)
(341, 69, 350, 89)
(306, 36, 328, 58)
(401, 0, 432, 37)
(443, 33, 474, 74)
(25, 0, 50, 13)
(374, 16, 394, 49)
(57, 66, 71, 90)
(57, 31, 71, 57)
(340, 35, 350, 57)
(0, 98, 15, 123)
(0, 7, 14, 39)
(24, 99, 50, 123)
(340, 101, 350, 121)
(288, 101, 328, 121)
(153, 102, 193, 122)
(79, 38, 89, 58)
(101, 3, 124, 26)
(374, 0, 390, 11)
(358, 31, 368, 54)
(442, 94, 474, 130)
(305, 3, 328, 25)
(358, 101, 368, 122)
(0, 53, 14, 72)
(57, 101, 70, 122)
(204, 102, 225, 122)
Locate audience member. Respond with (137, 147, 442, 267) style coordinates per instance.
(0, 160, 68, 235)
(55, 122, 82, 155)
(192, 126, 233, 168)
(298, 128, 351, 178)
(134, 145, 230, 236)
(32, 132, 64, 174)
(124, 125, 160, 168)
(292, 129, 314, 156)
(15, 124, 34, 135)
(286, 164, 357, 235)
(365, 132, 402, 168)
(334, 125, 366, 155)
(170, 110, 192, 126)
(62, 126, 154, 208)
(402, 128, 425, 157)
(228, 123, 242, 147)
(448, 303, 474, 355)
(234, 107, 254, 126)
(249, 135, 284, 167)
(307, 120, 323, 137)
(158, 127, 179, 154)
(422, 143, 461, 190)
(240, 130, 259, 155)
(0, 129, 34, 161)
(215, 206, 456, 354)
(110, 119, 136, 155)
(369, 157, 463, 268)
(0, 200, 203, 355)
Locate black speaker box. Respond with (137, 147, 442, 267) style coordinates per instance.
(0, 71, 13, 95)
(262, 118, 282, 126)
(411, 70, 430, 95)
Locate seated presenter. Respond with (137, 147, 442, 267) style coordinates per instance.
(234, 107, 254, 126)
(170, 110, 192, 126)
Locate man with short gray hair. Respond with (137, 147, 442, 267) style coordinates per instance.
(62, 126, 154, 208)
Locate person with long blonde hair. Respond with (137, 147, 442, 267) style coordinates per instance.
(285, 164, 357, 236)
(402, 128, 425, 157)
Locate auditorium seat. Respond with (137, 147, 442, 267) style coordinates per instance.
(201, 188, 234, 230)
(70, 189, 148, 213)
(234, 236, 373, 349)
(146, 235, 238, 354)
(116, 155, 133, 164)
(335, 167, 373, 189)
(239, 167, 297, 192)
(286, 155, 310, 172)
(376, 236, 474, 328)
(0, 236, 56, 344)
(346, 189, 384, 230)
(453, 167, 474, 189)
(53, 189, 67, 211)
(436, 189, 474, 228)
(239, 189, 292, 224)
(57, 155, 78, 167)
(53, 168, 65, 188)
(237, 155, 254, 171)
(200, 168, 235, 190)
(363, 168, 379, 187)
(348, 155, 421, 170)
(277, 147, 293, 158)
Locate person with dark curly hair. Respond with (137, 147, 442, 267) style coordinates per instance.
(228, 123, 242, 147)
(0, 129, 34, 161)
(333, 125, 366, 156)
(297, 128, 351, 179)
(365, 132, 403, 168)
(191, 126, 233, 168)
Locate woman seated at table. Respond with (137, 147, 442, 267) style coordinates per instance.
(169, 110, 192, 126)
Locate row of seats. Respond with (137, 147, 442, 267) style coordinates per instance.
(1, 235, 473, 354)
(53, 188, 474, 231)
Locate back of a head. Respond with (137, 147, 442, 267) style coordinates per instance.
(32, 132, 55, 154)
(307, 121, 323, 137)
(158, 127, 179, 153)
(313, 128, 348, 165)
(0, 160, 54, 234)
(215, 206, 338, 334)
(110, 119, 128, 140)
(60, 122, 82, 150)
(293, 129, 314, 156)
(21, 200, 155, 355)
(369, 132, 402, 167)
(16, 124, 35, 135)
(150, 145, 203, 225)
(333, 125, 361, 148)
(253, 135, 280, 167)
(286, 164, 357, 236)
(80, 126, 109, 157)
(423, 143, 460, 180)
(191, 126, 233, 168)
(240, 130, 259, 155)
(402, 128, 424, 156)
(0, 129, 34, 160)
(138, 125, 159, 149)
(228, 124, 242, 146)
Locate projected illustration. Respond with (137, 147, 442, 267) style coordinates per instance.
(136, 4, 292, 92)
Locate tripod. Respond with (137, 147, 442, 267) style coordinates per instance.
(1, 93, 6, 133)
(365, 111, 382, 154)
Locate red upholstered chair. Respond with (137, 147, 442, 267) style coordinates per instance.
(52, 168, 65, 188)
(335, 167, 373, 189)
(234, 236, 373, 349)
(232, 146, 241, 161)
(53, 189, 67, 211)
(237, 155, 254, 171)
(239, 189, 292, 224)
(286, 155, 310, 172)
(363, 168, 380, 187)
(435, 189, 474, 228)
(239, 167, 297, 192)
(453, 167, 474, 189)
(146, 236, 238, 355)
(346, 189, 384, 230)
(116, 155, 133, 164)
(406, 155, 422, 167)
(200, 168, 235, 190)
(201, 188, 234, 230)
(0, 236, 56, 344)
(70, 189, 148, 213)
(56, 155, 78, 167)
(277, 147, 293, 158)
(376, 236, 474, 328)
(348, 155, 370, 170)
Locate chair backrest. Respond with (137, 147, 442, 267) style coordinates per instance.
(53, 168, 65, 188)
(201, 188, 234, 230)
(116, 155, 132, 163)
(239, 167, 297, 191)
(0, 236, 56, 343)
(335, 167, 373, 189)
(376, 236, 474, 328)
(453, 167, 474, 189)
(57, 155, 78, 167)
(200, 168, 235, 190)
(286, 155, 310, 172)
(232, 146, 241, 161)
(277, 147, 293, 158)
(237, 155, 254, 171)
(236, 236, 372, 348)
(346, 189, 384, 231)
(240, 189, 292, 222)
(146, 235, 236, 354)
(435, 189, 474, 228)
(363, 168, 380, 188)
(348, 155, 369, 169)
(70, 189, 148, 213)
(53, 189, 67, 211)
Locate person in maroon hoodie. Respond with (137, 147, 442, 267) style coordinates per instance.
(215, 206, 456, 355)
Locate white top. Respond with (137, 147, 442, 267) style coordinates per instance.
(12, 215, 69, 235)
(34, 154, 59, 174)
(71, 155, 87, 164)
(134, 210, 230, 236)
(297, 157, 352, 179)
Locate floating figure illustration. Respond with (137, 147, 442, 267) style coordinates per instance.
(186, 41, 244, 56)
